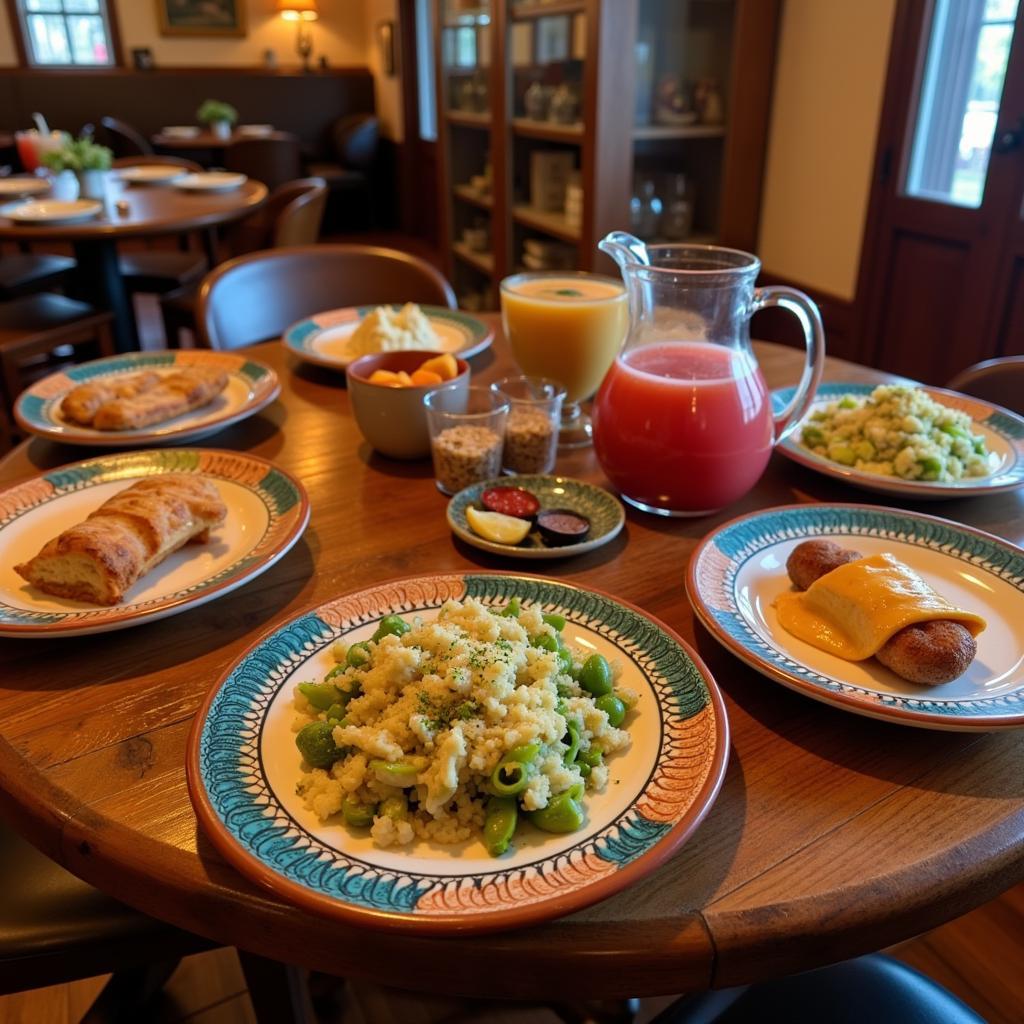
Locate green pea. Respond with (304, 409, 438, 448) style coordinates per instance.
(801, 425, 825, 448)
(346, 641, 372, 668)
(828, 442, 857, 466)
(341, 797, 374, 828)
(562, 721, 580, 765)
(579, 654, 613, 697)
(298, 681, 342, 711)
(972, 436, 987, 455)
(531, 633, 559, 654)
(499, 597, 521, 618)
(369, 759, 420, 787)
(555, 635, 573, 674)
(577, 761, 591, 778)
(484, 796, 518, 856)
(295, 721, 345, 768)
(577, 745, 603, 769)
(542, 612, 566, 632)
(838, 396, 858, 410)
(918, 455, 943, 480)
(324, 704, 347, 723)
(529, 790, 584, 834)
(378, 794, 409, 821)
(595, 693, 626, 727)
(372, 614, 410, 643)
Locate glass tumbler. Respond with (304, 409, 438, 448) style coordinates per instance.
(424, 385, 509, 495)
(490, 375, 565, 475)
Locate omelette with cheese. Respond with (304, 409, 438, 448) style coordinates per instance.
(775, 553, 986, 661)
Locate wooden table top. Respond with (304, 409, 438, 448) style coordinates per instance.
(0, 178, 266, 241)
(151, 129, 297, 149)
(1, 324, 1022, 999)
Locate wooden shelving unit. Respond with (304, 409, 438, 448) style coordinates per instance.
(510, 0, 586, 18)
(445, 110, 491, 129)
(452, 242, 495, 274)
(512, 203, 581, 242)
(510, 118, 585, 143)
(453, 184, 493, 210)
(632, 124, 726, 141)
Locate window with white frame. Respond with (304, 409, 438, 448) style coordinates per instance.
(15, 0, 117, 67)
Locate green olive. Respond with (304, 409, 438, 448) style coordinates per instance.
(579, 654, 613, 696)
(295, 721, 345, 768)
(346, 641, 372, 668)
(595, 693, 626, 727)
(372, 615, 410, 643)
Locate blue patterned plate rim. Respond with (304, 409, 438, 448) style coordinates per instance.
(447, 476, 626, 560)
(282, 306, 493, 369)
(773, 382, 1024, 495)
(687, 502, 1024, 730)
(187, 571, 729, 934)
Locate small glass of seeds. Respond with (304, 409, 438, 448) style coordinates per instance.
(424, 385, 510, 494)
(490, 375, 566, 475)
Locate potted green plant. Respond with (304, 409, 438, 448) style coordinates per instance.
(42, 135, 114, 201)
(197, 99, 239, 141)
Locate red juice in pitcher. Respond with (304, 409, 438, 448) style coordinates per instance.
(592, 341, 774, 514)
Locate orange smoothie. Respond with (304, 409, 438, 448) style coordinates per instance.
(500, 274, 628, 403)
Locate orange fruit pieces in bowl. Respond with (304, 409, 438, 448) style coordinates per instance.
(368, 369, 413, 387)
(366, 353, 461, 388)
(418, 353, 459, 381)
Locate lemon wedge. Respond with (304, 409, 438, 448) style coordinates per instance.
(465, 506, 532, 545)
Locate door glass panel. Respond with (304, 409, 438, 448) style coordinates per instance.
(905, 0, 1019, 207)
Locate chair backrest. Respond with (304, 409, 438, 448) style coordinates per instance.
(331, 114, 378, 171)
(196, 244, 457, 351)
(946, 356, 1024, 416)
(223, 137, 303, 191)
(99, 116, 153, 158)
(111, 154, 203, 172)
(270, 177, 328, 248)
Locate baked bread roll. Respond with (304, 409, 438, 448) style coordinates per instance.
(92, 368, 229, 431)
(61, 371, 161, 426)
(14, 474, 227, 606)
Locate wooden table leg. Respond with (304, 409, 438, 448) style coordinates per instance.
(237, 950, 318, 1024)
(70, 238, 139, 353)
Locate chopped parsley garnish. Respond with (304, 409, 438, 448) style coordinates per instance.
(417, 692, 481, 731)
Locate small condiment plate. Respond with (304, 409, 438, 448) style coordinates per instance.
(0, 448, 309, 638)
(448, 476, 625, 559)
(0, 199, 102, 224)
(687, 503, 1024, 731)
(0, 177, 51, 198)
(173, 172, 248, 192)
(118, 164, 189, 184)
(187, 572, 728, 933)
(773, 381, 1024, 498)
(14, 349, 280, 447)
(284, 305, 493, 370)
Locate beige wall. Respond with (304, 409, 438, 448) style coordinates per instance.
(363, 0, 403, 141)
(758, 0, 897, 300)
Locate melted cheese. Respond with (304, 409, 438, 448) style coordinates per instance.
(775, 553, 986, 661)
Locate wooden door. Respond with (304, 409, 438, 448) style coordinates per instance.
(857, 0, 1024, 384)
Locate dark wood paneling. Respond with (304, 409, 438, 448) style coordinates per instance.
(753, 272, 856, 362)
(995, 258, 1024, 358)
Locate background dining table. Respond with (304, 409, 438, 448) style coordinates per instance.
(151, 129, 299, 158)
(0, 319, 1021, 999)
(0, 177, 267, 352)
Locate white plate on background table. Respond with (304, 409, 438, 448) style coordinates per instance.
(0, 199, 102, 224)
(118, 164, 189, 185)
(773, 381, 1024, 499)
(173, 172, 248, 192)
(14, 349, 280, 447)
(283, 305, 494, 371)
(238, 124, 274, 137)
(161, 125, 200, 138)
(687, 503, 1024, 731)
(0, 177, 51, 198)
(187, 572, 728, 933)
(0, 448, 309, 638)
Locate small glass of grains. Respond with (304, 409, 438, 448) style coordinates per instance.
(490, 375, 565, 475)
(424, 385, 510, 494)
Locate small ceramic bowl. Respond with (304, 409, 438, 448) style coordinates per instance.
(347, 350, 470, 459)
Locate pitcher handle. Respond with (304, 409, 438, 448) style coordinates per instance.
(750, 285, 826, 443)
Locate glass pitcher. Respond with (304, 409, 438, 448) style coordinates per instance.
(592, 232, 825, 516)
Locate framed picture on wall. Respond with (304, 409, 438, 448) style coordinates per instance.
(156, 0, 248, 37)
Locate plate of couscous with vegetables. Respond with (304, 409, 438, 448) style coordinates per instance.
(187, 573, 728, 934)
(773, 382, 1024, 499)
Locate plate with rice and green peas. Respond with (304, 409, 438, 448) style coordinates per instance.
(187, 573, 728, 934)
(773, 382, 1024, 499)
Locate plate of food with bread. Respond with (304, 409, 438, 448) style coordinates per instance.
(0, 448, 309, 637)
(687, 504, 1024, 730)
(14, 350, 280, 447)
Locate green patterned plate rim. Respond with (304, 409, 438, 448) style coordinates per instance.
(14, 350, 280, 448)
(447, 476, 625, 559)
(0, 448, 309, 637)
(687, 503, 1024, 731)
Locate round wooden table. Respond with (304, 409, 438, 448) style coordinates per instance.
(1, 325, 1022, 999)
(0, 178, 266, 352)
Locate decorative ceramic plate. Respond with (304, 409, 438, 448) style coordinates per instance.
(0, 199, 102, 224)
(187, 573, 728, 933)
(448, 476, 626, 559)
(687, 503, 1024, 731)
(14, 350, 280, 448)
(174, 172, 248, 192)
(118, 164, 188, 184)
(0, 177, 51, 197)
(0, 448, 309, 638)
(283, 306, 493, 370)
(774, 382, 1024, 498)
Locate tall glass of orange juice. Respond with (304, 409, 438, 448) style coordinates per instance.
(500, 272, 628, 448)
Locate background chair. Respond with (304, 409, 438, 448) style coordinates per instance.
(307, 113, 378, 231)
(160, 178, 327, 347)
(0, 248, 75, 301)
(224, 137, 303, 191)
(98, 116, 153, 158)
(946, 356, 1024, 415)
(195, 244, 456, 351)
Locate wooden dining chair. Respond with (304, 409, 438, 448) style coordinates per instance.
(195, 244, 456, 351)
(0, 250, 76, 301)
(160, 178, 328, 347)
(224, 137, 303, 192)
(946, 356, 1024, 415)
(99, 116, 153, 158)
